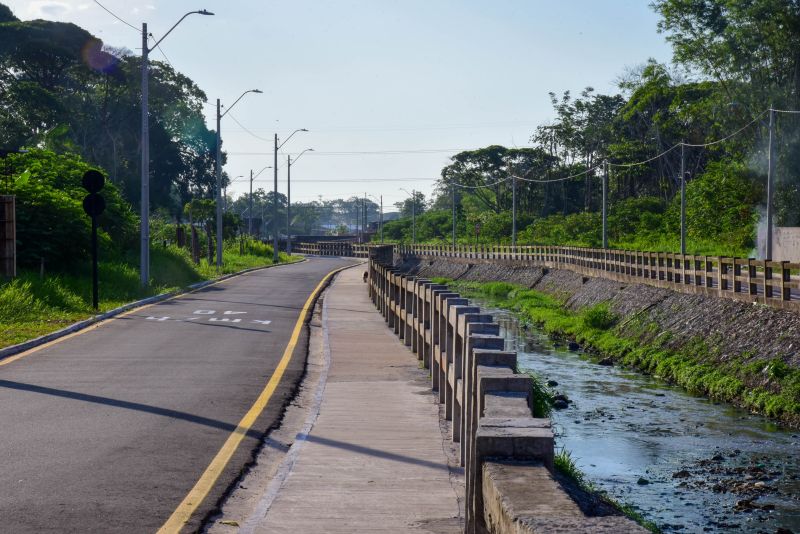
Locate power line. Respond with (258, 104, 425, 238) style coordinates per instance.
(149, 37, 173, 69)
(228, 148, 473, 156)
(225, 120, 542, 134)
(93, 0, 139, 32)
(251, 177, 439, 183)
(682, 111, 767, 148)
(227, 113, 273, 142)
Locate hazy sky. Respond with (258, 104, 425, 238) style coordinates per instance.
(7, 1, 672, 208)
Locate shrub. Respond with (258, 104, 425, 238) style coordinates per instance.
(581, 303, 617, 330)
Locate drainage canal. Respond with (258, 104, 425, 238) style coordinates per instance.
(475, 300, 799, 533)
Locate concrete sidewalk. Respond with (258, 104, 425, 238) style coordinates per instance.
(248, 266, 463, 533)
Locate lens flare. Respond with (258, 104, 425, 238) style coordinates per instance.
(82, 39, 118, 73)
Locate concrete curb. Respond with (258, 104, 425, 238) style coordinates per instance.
(238, 281, 335, 533)
(0, 258, 308, 362)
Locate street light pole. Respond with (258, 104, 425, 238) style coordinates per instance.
(511, 174, 517, 249)
(273, 134, 278, 261)
(380, 195, 383, 243)
(248, 169, 254, 235)
(215, 99, 222, 266)
(766, 109, 776, 260)
(285, 148, 313, 255)
(140, 9, 213, 287)
(273, 129, 308, 262)
(140, 23, 149, 287)
(680, 143, 687, 256)
(215, 89, 262, 269)
(602, 161, 608, 249)
(452, 184, 456, 248)
(412, 189, 416, 244)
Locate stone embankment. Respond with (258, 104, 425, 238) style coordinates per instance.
(368, 254, 646, 533)
(397, 255, 800, 423)
(400, 256, 800, 366)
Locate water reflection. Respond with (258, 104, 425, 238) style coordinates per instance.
(479, 302, 800, 533)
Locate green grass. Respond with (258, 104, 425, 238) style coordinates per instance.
(0, 239, 301, 349)
(555, 449, 661, 533)
(442, 279, 800, 427)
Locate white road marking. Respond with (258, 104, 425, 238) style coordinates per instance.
(252, 320, 272, 325)
(209, 318, 242, 323)
(146, 317, 170, 321)
(193, 310, 215, 315)
(223, 311, 247, 315)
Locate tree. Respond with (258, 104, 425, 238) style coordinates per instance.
(7, 149, 137, 268)
(184, 199, 216, 263)
(0, 4, 222, 216)
(394, 191, 426, 218)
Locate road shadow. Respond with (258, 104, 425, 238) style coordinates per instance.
(301, 434, 452, 472)
(0, 379, 269, 440)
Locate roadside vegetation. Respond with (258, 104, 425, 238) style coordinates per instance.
(437, 279, 799, 428)
(0, 149, 297, 350)
(0, 242, 296, 349)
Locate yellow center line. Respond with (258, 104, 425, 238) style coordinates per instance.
(157, 263, 354, 534)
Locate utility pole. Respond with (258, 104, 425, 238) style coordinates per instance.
(140, 23, 150, 287)
(380, 195, 383, 243)
(511, 174, 517, 249)
(602, 161, 608, 249)
(273, 133, 279, 262)
(215, 98, 223, 268)
(452, 184, 456, 248)
(248, 169, 254, 236)
(139, 10, 214, 285)
(680, 143, 686, 255)
(287, 155, 292, 254)
(412, 189, 416, 244)
(766, 109, 776, 260)
(364, 192, 367, 243)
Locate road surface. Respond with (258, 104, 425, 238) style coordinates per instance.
(0, 257, 357, 533)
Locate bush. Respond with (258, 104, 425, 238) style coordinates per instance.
(581, 303, 617, 330)
(8, 149, 137, 268)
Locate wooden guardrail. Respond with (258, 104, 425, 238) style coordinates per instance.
(367, 251, 645, 533)
(395, 244, 800, 311)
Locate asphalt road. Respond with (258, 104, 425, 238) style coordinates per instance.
(0, 257, 358, 533)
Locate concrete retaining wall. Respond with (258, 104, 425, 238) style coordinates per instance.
(367, 251, 645, 534)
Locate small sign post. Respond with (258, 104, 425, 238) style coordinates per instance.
(82, 170, 106, 310)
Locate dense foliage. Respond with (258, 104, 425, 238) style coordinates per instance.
(5, 149, 137, 267)
(0, 5, 223, 217)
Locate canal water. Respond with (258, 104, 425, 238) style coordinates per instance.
(475, 300, 799, 533)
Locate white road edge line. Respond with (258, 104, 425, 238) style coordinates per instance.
(238, 282, 335, 533)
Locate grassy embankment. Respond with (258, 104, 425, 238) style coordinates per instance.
(0, 240, 299, 349)
(433, 278, 800, 427)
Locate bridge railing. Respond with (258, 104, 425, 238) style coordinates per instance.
(367, 258, 645, 533)
(293, 242, 375, 258)
(395, 244, 800, 312)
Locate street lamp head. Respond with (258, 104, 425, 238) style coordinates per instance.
(198, 9, 214, 15)
(253, 89, 263, 94)
(300, 128, 309, 132)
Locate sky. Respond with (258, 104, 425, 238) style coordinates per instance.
(6, 0, 673, 209)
